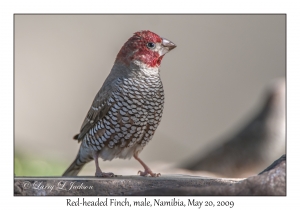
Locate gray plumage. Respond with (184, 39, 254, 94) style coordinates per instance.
(63, 30, 176, 177)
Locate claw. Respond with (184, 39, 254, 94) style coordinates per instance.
(137, 169, 161, 177)
(138, 170, 148, 176)
(134, 153, 160, 177)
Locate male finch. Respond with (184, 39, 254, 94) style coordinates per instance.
(63, 30, 176, 177)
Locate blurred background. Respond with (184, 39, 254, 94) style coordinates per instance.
(15, 14, 285, 178)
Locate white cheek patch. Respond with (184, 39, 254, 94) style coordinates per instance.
(154, 44, 165, 56)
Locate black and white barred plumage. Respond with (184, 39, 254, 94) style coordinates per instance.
(63, 30, 176, 177)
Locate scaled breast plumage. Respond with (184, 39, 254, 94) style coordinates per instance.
(83, 75, 164, 152)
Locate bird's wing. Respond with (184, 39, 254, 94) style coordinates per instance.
(75, 77, 121, 140)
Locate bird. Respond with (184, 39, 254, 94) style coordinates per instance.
(181, 78, 286, 177)
(62, 30, 176, 177)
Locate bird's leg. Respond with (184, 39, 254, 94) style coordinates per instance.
(93, 151, 114, 177)
(133, 153, 161, 177)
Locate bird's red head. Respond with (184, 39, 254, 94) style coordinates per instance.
(116, 30, 176, 68)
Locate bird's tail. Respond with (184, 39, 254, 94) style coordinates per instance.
(62, 145, 93, 176)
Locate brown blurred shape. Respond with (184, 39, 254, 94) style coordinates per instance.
(133, 155, 286, 196)
(180, 78, 286, 178)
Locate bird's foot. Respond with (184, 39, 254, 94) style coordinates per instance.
(95, 171, 114, 177)
(138, 169, 161, 177)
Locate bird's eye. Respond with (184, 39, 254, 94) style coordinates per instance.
(147, 42, 155, 49)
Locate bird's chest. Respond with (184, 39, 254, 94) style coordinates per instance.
(84, 76, 164, 152)
(104, 76, 164, 148)
(114, 76, 164, 117)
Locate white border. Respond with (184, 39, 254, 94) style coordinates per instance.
(2, 0, 298, 209)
